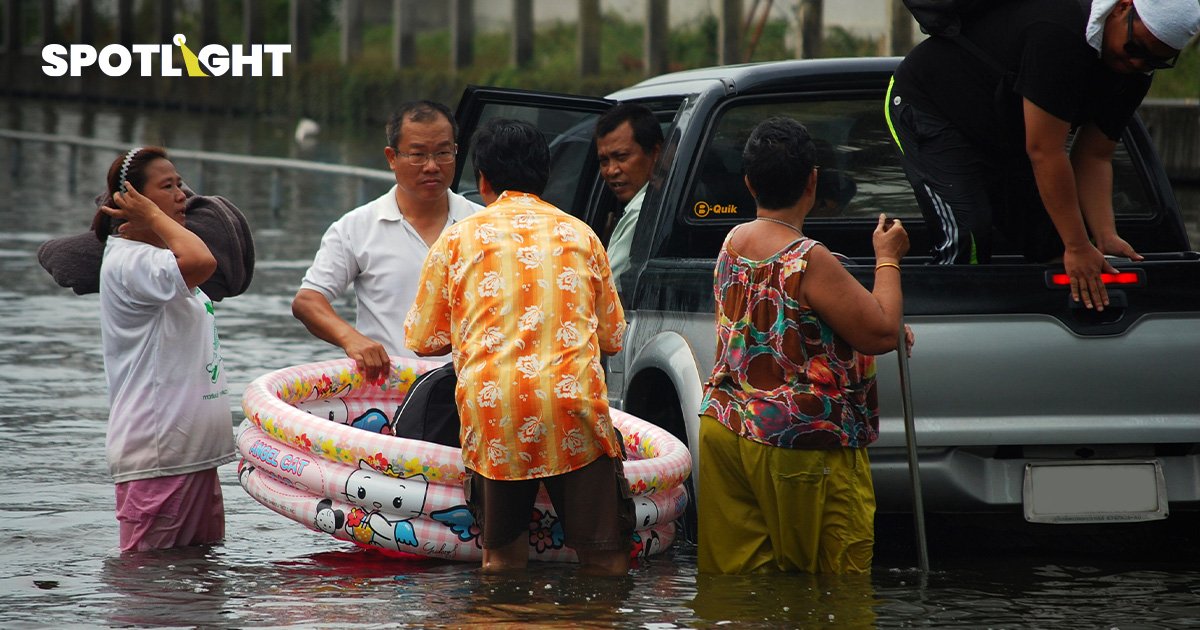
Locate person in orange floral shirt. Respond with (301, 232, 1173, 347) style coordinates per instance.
(405, 119, 632, 575)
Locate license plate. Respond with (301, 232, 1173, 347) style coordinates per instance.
(1023, 460, 1168, 524)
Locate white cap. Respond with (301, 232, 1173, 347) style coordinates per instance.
(1133, 0, 1200, 50)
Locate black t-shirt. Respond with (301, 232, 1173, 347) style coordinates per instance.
(893, 0, 1152, 160)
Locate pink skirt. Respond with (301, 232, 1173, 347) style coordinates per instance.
(115, 468, 225, 552)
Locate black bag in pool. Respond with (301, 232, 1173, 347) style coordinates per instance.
(390, 363, 461, 448)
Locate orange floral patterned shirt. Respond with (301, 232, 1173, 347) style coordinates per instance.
(404, 191, 626, 480)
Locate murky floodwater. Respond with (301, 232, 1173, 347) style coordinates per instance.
(3, 98, 1200, 628)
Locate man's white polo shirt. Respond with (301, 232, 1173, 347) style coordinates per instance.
(300, 185, 481, 359)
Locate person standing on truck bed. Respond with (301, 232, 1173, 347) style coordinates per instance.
(595, 103, 664, 290)
(697, 117, 911, 574)
(887, 0, 1200, 311)
(292, 101, 483, 383)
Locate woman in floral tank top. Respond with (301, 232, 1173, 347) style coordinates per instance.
(698, 117, 911, 575)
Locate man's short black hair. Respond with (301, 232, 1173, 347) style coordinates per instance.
(595, 102, 663, 155)
(386, 100, 457, 150)
(742, 116, 816, 210)
(471, 118, 550, 196)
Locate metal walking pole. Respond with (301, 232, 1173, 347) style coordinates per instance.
(896, 322, 929, 572)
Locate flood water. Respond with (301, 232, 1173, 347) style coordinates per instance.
(3, 98, 1200, 628)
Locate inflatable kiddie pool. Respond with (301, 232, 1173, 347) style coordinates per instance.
(237, 358, 691, 562)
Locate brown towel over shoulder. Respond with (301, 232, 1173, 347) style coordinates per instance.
(36, 193, 255, 301)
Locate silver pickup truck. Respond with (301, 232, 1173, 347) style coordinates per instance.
(450, 57, 1200, 531)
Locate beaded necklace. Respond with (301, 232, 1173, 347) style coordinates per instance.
(755, 216, 803, 236)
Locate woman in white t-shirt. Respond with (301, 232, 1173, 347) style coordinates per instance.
(94, 147, 237, 552)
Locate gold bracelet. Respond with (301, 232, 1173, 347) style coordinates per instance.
(875, 262, 901, 272)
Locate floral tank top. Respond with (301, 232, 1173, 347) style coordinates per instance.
(699, 230, 879, 449)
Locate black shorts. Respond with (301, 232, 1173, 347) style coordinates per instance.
(887, 89, 1062, 264)
(464, 456, 636, 553)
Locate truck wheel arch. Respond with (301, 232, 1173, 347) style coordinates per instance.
(621, 331, 704, 493)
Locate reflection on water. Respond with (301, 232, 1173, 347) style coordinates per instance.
(691, 572, 880, 626)
(3, 97, 1200, 627)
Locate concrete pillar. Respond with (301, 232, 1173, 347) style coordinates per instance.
(158, 0, 175, 45)
(40, 0, 57, 45)
(511, 0, 533, 69)
(796, 0, 822, 59)
(77, 0, 95, 43)
(341, 0, 363, 65)
(117, 0, 134, 47)
(200, 0, 219, 45)
(244, 0, 263, 45)
(241, 0, 260, 44)
(290, 0, 311, 65)
(578, 0, 600, 76)
(645, 0, 668, 76)
(450, 0, 474, 71)
(393, 0, 415, 69)
(5, 0, 22, 53)
(718, 0, 741, 65)
(889, 0, 914, 56)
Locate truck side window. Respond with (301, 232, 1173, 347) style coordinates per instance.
(1109, 141, 1155, 219)
(661, 99, 919, 260)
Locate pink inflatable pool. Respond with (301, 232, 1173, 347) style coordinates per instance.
(237, 358, 691, 562)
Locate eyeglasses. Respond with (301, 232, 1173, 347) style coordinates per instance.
(1124, 8, 1178, 70)
(396, 147, 457, 166)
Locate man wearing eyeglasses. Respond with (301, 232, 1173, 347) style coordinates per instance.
(887, 0, 1199, 311)
(293, 100, 482, 382)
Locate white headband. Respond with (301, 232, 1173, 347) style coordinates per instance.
(1086, 0, 1120, 54)
(117, 147, 143, 193)
(1133, 0, 1200, 51)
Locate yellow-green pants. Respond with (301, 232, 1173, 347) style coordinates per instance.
(697, 416, 876, 574)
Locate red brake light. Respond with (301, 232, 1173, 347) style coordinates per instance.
(1049, 272, 1141, 286)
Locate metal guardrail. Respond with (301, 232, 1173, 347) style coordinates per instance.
(0, 128, 394, 209)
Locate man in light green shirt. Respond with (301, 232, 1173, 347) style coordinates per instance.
(595, 103, 663, 286)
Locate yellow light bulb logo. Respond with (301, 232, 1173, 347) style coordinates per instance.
(173, 34, 209, 77)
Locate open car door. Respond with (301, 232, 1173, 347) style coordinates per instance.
(454, 86, 617, 232)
